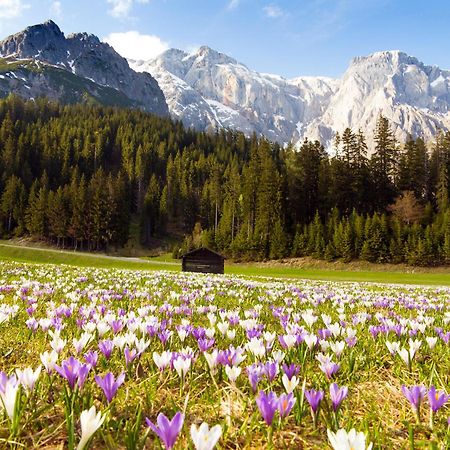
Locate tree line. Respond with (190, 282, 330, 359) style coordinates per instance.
(0, 95, 450, 265)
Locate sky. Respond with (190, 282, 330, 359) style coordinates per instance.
(1, 0, 450, 78)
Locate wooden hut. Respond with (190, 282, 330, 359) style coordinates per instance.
(181, 247, 225, 274)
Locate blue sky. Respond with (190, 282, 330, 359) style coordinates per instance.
(1, 0, 450, 78)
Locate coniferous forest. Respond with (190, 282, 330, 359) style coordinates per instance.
(1, 95, 450, 266)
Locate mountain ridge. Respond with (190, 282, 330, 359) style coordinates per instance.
(0, 20, 168, 116)
(131, 46, 450, 148)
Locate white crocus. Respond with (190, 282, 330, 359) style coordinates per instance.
(327, 428, 373, 450)
(408, 338, 422, 358)
(330, 340, 346, 358)
(96, 322, 110, 337)
(272, 350, 285, 364)
(204, 350, 219, 373)
(397, 347, 411, 366)
(191, 422, 222, 450)
(0, 378, 20, 420)
(153, 351, 172, 370)
(173, 356, 191, 379)
(77, 405, 106, 450)
(16, 366, 41, 393)
(50, 336, 66, 354)
(385, 340, 400, 355)
(226, 329, 236, 340)
(40, 350, 58, 373)
(426, 336, 438, 349)
(282, 334, 297, 348)
(225, 365, 241, 383)
(282, 374, 299, 393)
(246, 338, 266, 358)
(304, 333, 318, 350)
(217, 321, 229, 335)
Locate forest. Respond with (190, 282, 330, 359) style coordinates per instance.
(0, 94, 450, 266)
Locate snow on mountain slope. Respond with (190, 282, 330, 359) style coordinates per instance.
(130, 46, 338, 145)
(131, 47, 450, 149)
(304, 50, 450, 147)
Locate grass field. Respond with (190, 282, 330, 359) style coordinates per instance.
(1, 241, 450, 286)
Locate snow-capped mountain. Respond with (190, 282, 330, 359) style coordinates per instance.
(131, 48, 450, 147)
(0, 21, 168, 116)
(130, 46, 338, 145)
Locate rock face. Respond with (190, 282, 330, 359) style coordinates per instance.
(131, 47, 338, 144)
(131, 47, 450, 148)
(0, 20, 168, 116)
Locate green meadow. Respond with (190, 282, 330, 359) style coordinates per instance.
(1, 242, 449, 286)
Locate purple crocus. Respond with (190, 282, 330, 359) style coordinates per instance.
(110, 319, 123, 334)
(146, 412, 184, 449)
(329, 383, 348, 412)
(95, 372, 125, 403)
(247, 364, 263, 393)
(124, 347, 138, 366)
(197, 338, 215, 353)
(428, 386, 450, 413)
(282, 363, 300, 380)
(278, 393, 296, 418)
(319, 361, 340, 379)
(263, 361, 279, 382)
(84, 350, 99, 368)
(402, 384, 427, 421)
(98, 340, 114, 359)
(256, 391, 278, 426)
(305, 388, 324, 414)
(54, 356, 90, 390)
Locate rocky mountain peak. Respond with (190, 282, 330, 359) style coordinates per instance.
(0, 21, 169, 117)
(0, 19, 65, 59)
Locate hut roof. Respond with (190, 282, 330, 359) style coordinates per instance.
(182, 247, 226, 260)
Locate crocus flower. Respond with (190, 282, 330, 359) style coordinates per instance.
(0, 377, 20, 420)
(40, 350, 58, 373)
(305, 389, 324, 414)
(16, 366, 41, 394)
(94, 372, 125, 403)
(153, 351, 172, 371)
(76, 405, 105, 450)
(282, 373, 299, 394)
(319, 360, 340, 379)
(282, 363, 300, 380)
(54, 357, 90, 390)
(256, 391, 278, 426)
(84, 351, 99, 368)
(98, 340, 114, 359)
(124, 347, 138, 366)
(428, 386, 450, 413)
(146, 412, 184, 450)
(173, 356, 191, 380)
(263, 361, 278, 382)
(278, 393, 296, 418)
(327, 428, 373, 450)
(225, 365, 241, 383)
(190, 422, 222, 450)
(330, 383, 348, 412)
(402, 384, 427, 421)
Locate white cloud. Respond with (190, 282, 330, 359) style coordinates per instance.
(107, 0, 149, 19)
(103, 31, 169, 61)
(227, 0, 240, 10)
(0, 0, 29, 19)
(263, 4, 285, 18)
(50, 0, 62, 19)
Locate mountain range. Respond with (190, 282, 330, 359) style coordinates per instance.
(0, 20, 168, 116)
(1, 20, 450, 148)
(131, 47, 450, 148)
